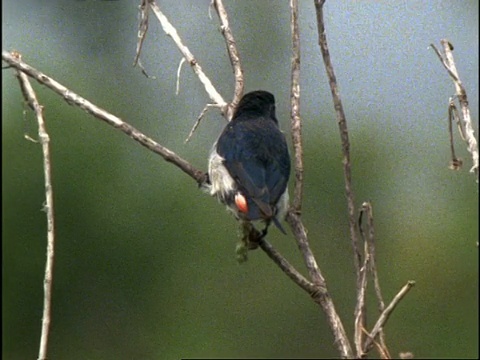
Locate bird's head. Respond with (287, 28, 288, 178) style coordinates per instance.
(232, 90, 277, 123)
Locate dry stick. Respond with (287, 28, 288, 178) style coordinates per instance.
(2, 50, 206, 185)
(13, 53, 55, 360)
(448, 100, 463, 170)
(258, 238, 316, 294)
(359, 202, 391, 359)
(314, 0, 362, 356)
(363, 281, 416, 355)
(431, 40, 479, 181)
(356, 229, 369, 358)
(149, 1, 226, 110)
(212, 0, 244, 120)
(133, 0, 152, 77)
(289, 0, 304, 213)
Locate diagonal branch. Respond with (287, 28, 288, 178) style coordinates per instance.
(148, 1, 227, 111)
(2, 50, 206, 185)
(363, 281, 416, 354)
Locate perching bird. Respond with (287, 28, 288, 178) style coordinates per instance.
(208, 90, 290, 237)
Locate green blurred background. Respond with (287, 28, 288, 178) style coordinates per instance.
(2, 1, 478, 359)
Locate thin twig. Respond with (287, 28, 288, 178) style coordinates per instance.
(448, 100, 463, 170)
(149, 1, 227, 111)
(2, 50, 206, 185)
(289, 0, 304, 213)
(314, 0, 360, 280)
(212, 0, 244, 120)
(314, 1, 361, 357)
(258, 238, 316, 294)
(176, 57, 186, 95)
(185, 103, 220, 143)
(355, 234, 369, 357)
(13, 52, 56, 360)
(363, 281, 416, 354)
(286, 211, 354, 359)
(431, 40, 479, 181)
(359, 202, 391, 358)
(134, 0, 149, 67)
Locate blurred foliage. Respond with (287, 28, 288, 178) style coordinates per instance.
(2, 1, 478, 359)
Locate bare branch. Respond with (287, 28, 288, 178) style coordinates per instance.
(290, 0, 304, 213)
(313, 0, 362, 343)
(134, 0, 149, 67)
(431, 40, 479, 181)
(149, 1, 227, 111)
(2, 50, 206, 185)
(13, 52, 56, 360)
(286, 211, 354, 358)
(448, 100, 464, 170)
(363, 281, 416, 354)
(359, 202, 391, 359)
(258, 238, 316, 294)
(212, 0, 244, 120)
(176, 57, 186, 95)
(185, 103, 221, 143)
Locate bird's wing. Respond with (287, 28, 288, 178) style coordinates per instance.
(217, 118, 289, 220)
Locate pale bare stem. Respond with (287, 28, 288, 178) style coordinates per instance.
(448, 101, 463, 170)
(148, 1, 226, 112)
(359, 202, 391, 359)
(258, 238, 317, 294)
(176, 57, 186, 95)
(289, 0, 304, 212)
(314, 0, 361, 280)
(363, 281, 416, 355)
(12, 52, 55, 360)
(286, 211, 354, 359)
(133, 0, 154, 78)
(354, 239, 368, 358)
(134, 0, 148, 66)
(2, 50, 207, 185)
(185, 103, 222, 143)
(212, 0, 244, 120)
(431, 40, 479, 181)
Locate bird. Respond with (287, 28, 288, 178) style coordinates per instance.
(208, 90, 291, 238)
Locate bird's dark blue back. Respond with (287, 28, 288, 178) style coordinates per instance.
(216, 91, 290, 221)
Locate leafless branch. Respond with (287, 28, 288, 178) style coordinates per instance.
(148, 1, 227, 111)
(359, 202, 391, 359)
(431, 40, 479, 181)
(2, 50, 206, 185)
(134, 0, 149, 67)
(258, 238, 316, 294)
(289, 0, 304, 213)
(314, 1, 362, 357)
(363, 281, 415, 354)
(12, 51, 56, 360)
(212, 0, 244, 120)
(313, 0, 361, 282)
(185, 103, 220, 143)
(448, 100, 464, 170)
